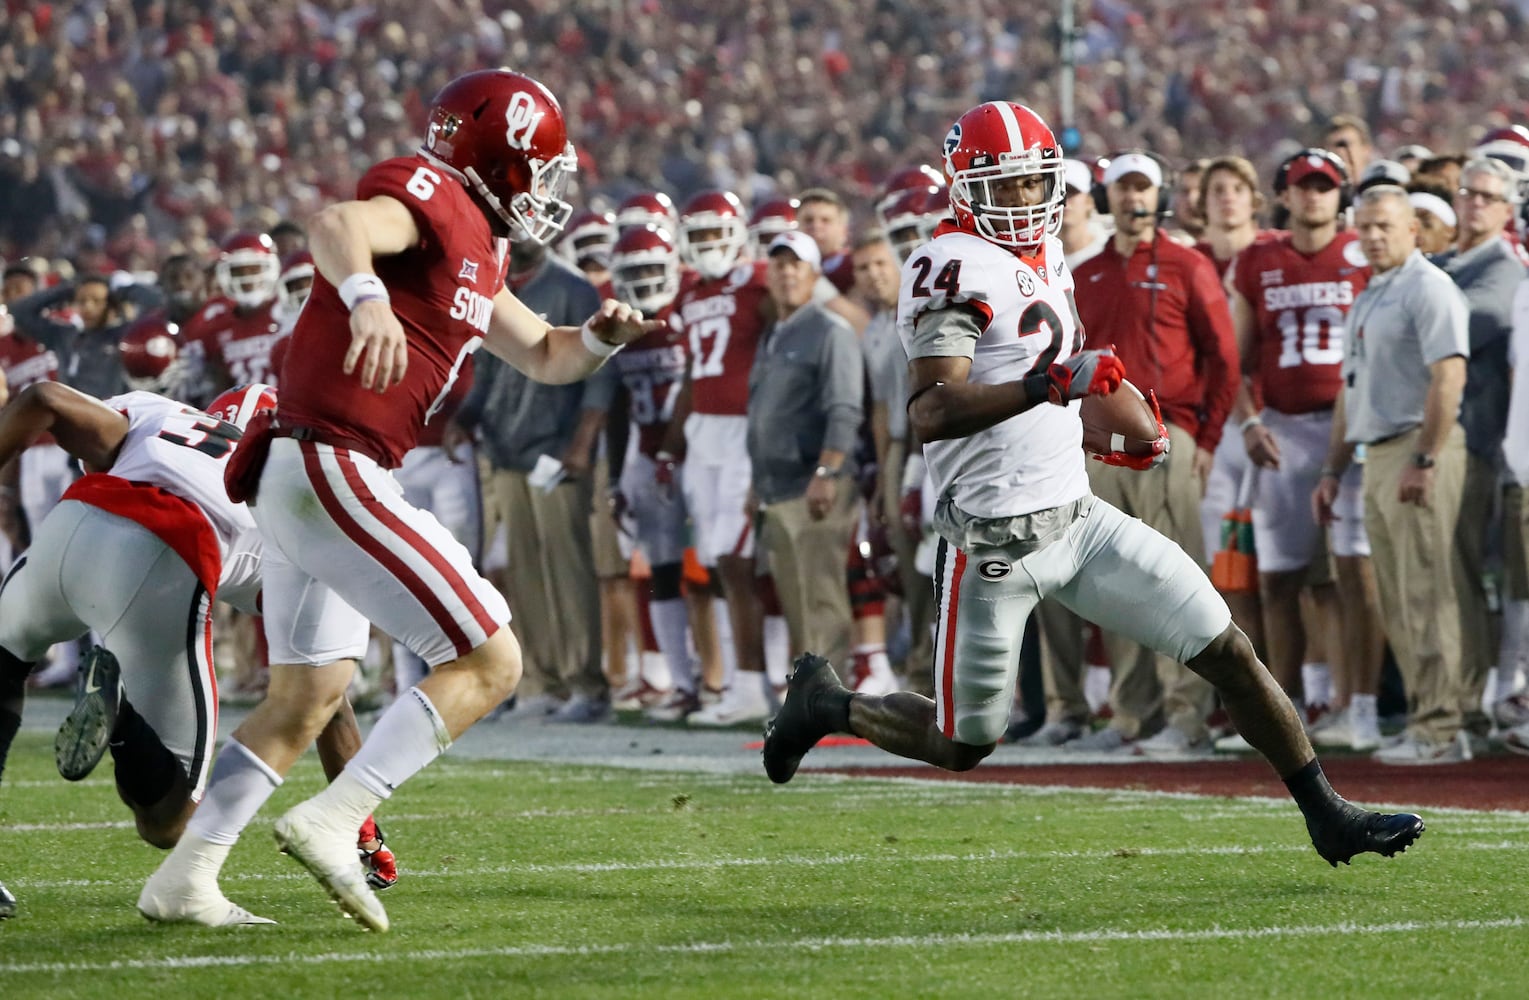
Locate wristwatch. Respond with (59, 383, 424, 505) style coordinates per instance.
(1411, 452, 1436, 469)
(813, 465, 844, 479)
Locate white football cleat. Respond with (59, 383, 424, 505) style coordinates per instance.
(138, 875, 274, 927)
(274, 800, 389, 932)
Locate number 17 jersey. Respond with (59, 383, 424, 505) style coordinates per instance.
(898, 228, 1088, 519)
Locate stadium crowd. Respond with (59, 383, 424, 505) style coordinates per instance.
(0, 0, 1527, 780)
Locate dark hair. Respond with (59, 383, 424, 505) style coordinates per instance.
(271, 219, 306, 240)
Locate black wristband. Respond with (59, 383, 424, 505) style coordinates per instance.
(1021, 372, 1052, 409)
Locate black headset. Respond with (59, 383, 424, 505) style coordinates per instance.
(1091, 148, 1178, 223)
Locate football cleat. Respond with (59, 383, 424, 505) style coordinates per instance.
(358, 817, 398, 890)
(55, 646, 123, 781)
(761, 654, 848, 784)
(0, 880, 17, 919)
(1306, 806, 1425, 867)
(275, 800, 389, 931)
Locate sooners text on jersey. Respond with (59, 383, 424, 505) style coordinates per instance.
(1231, 232, 1371, 414)
(277, 156, 510, 467)
(897, 225, 1088, 519)
(675, 261, 770, 417)
(181, 297, 283, 399)
(611, 304, 686, 458)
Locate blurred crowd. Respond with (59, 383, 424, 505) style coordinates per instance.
(2, 1, 1528, 767)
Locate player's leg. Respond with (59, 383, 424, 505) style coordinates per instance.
(1061, 499, 1423, 865)
(314, 699, 397, 889)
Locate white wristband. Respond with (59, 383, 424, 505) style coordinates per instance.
(580, 319, 620, 359)
(1239, 414, 1263, 433)
(338, 273, 390, 312)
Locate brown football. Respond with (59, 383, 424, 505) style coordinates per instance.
(1080, 380, 1161, 456)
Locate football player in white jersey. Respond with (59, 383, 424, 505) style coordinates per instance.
(763, 101, 1425, 868)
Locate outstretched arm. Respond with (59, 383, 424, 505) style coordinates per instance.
(482, 292, 661, 385)
(0, 382, 129, 472)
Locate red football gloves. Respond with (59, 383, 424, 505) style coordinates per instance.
(1046, 348, 1126, 405)
(1093, 389, 1171, 470)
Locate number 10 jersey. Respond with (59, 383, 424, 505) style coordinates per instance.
(898, 229, 1089, 520)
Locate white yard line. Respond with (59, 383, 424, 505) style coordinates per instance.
(1, 917, 1523, 974)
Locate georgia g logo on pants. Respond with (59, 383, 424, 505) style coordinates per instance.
(504, 92, 544, 151)
(977, 559, 1012, 581)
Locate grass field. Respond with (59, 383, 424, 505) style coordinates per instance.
(1, 728, 1524, 999)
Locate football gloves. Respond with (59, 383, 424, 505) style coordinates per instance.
(1093, 389, 1171, 470)
(1045, 348, 1125, 405)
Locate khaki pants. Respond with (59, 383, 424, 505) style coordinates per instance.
(1454, 450, 1497, 735)
(484, 468, 606, 701)
(590, 462, 629, 579)
(1085, 423, 1214, 740)
(1363, 425, 1468, 744)
(1505, 484, 1529, 602)
(759, 482, 858, 672)
(882, 440, 935, 695)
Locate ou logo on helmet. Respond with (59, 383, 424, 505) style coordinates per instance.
(505, 92, 545, 151)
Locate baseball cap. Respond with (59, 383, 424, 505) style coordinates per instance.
(1063, 158, 1094, 194)
(1357, 159, 1411, 192)
(1285, 152, 1347, 188)
(1101, 152, 1163, 187)
(1393, 143, 1434, 162)
(767, 230, 821, 271)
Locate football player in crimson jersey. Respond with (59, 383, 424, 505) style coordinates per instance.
(763, 101, 1425, 870)
(0, 382, 395, 921)
(1228, 149, 1384, 751)
(140, 69, 660, 932)
(178, 233, 284, 404)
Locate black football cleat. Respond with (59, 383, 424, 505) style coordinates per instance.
(0, 880, 16, 919)
(1307, 807, 1426, 867)
(55, 646, 122, 782)
(762, 653, 847, 785)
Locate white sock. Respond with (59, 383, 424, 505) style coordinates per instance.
(712, 597, 736, 691)
(1301, 662, 1331, 708)
(392, 642, 429, 693)
(650, 598, 695, 693)
(1496, 600, 1528, 695)
(763, 615, 790, 687)
(186, 738, 282, 846)
(853, 643, 893, 679)
(341, 687, 452, 803)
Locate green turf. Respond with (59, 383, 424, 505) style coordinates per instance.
(1, 731, 1524, 999)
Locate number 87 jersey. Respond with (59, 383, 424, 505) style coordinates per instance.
(896, 226, 1090, 519)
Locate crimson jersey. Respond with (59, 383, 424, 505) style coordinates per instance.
(674, 261, 770, 416)
(1195, 229, 1280, 281)
(278, 156, 509, 468)
(0, 334, 60, 444)
(1230, 231, 1371, 414)
(822, 251, 856, 293)
(180, 297, 283, 399)
(610, 304, 686, 458)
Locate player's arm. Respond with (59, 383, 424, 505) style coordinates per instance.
(482, 290, 661, 385)
(0, 382, 129, 473)
(905, 305, 1122, 443)
(1228, 285, 1280, 468)
(307, 195, 421, 391)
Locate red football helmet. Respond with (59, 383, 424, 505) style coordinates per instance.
(942, 102, 1065, 251)
(615, 191, 678, 234)
(1481, 125, 1529, 149)
(875, 164, 946, 217)
(878, 185, 944, 261)
(119, 316, 183, 392)
(420, 69, 576, 245)
(274, 250, 314, 322)
(558, 209, 618, 270)
(920, 186, 952, 238)
(747, 197, 799, 254)
(206, 382, 278, 431)
(215, 232, 279, 310)
(609, 225, 680, 313)
(678, 190, 748, 280)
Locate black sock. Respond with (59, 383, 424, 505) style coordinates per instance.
(0, 707, 19, 786)
(108, 700, 183, 807)
(1282, 759, 1351, 821)
(818, 687, 854, 734)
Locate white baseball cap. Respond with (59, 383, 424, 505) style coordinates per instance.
(767, 230, 822, 271)
(1102, 152, 1163, 188)
(1063, 158, 1094, 194)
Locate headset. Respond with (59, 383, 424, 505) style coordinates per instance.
(1091, 148, 1178, 225)
(1272, 147, 1353, 211)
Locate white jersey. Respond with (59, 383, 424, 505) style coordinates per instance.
(102, 392, 262, 606)
(897, 230, 1088, 518)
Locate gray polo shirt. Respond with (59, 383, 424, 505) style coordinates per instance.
(746, 301, 865, 505)
(1342, 250, 1470, 445)
(1436, 237, 1525, 456)
(456, 254, 617, 472)
(10, 281, 165, 400)
(862, 306, 908, 442)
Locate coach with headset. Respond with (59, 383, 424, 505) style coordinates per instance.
(1063, 151, 1241, 757)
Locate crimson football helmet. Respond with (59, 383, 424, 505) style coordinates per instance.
(119, 316, 183, 392)
(875, 164, 946, 218)
(615, 191, 678, 234)
(274, 250, 314, 323)
(943, 102, 1065, 251)
(421, 69, 577, 245)
(609, 225, 680, 313)
(1481, 125, 1529, 149)
(215, 232, 280, 310)
(878, 185, 944, 261)
(747, 197, 799, 254)
(206, 382, 278, 431)
(678, 190, 748, 280)
(558, 209, 618, 271)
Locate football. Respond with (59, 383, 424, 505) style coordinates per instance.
(1080, 379, 1161, 456)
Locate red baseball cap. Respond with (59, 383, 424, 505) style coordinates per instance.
(1285, 153, 1345, 188)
